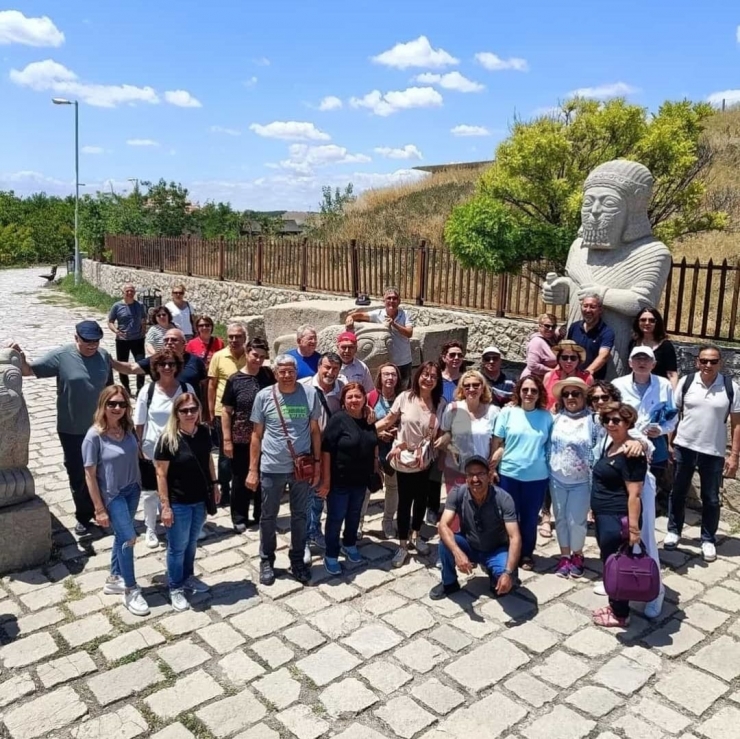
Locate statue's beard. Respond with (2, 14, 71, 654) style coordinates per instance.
(581, 215, 621, 250)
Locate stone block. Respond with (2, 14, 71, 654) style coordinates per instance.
(411, 324, 468, 365)
(150, 725, 196, 739)
(429, 692, 528, 739)
(411, 679, 465, 715)
(1, 631, 58, 668)
(252, 667, 301, 709)
(320, 677, 379, 718)
(383, 603, 436, 636)
(522, 706, 595, 739)
(566, 686, 623, 718)
(688, 635, 740, 681)
(503, 673, 557, 708)
(37, 651, 97, 688)
(697, 706, 740, 739)
(157, 639, 211, 673)
(276, 704, 330, 739)
(593, 655, 655, 696)
(250, 636, 294, 668)
(342, 623, 402, 658)
(58, 612, 113, 648)
(87, 656, 162, 706)
(375, 697, 436, 739)
(359, 660, 413, 695)
(0, 672, 36, 708)
(444, 638, 529, 691)
(0, 496, 51, 574)
(197, 622, 246, 654)
(99, 625, 166, 662)
(296, 643, 360, 686)
(4, 685, 88, 739)
(308, 604, 363, 639)
(532, 650, 590, 689)
(655, 665, 728, 715)
(394, 637, 449, 674)
(144, 669, 224, 720)
(283, 624, 326, 651)
(196, 690, 267, 737)
(71, 705, 148, 739)
(218, 650, 266, 687)
(229, 315, 266, 341)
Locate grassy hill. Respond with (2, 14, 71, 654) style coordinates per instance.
(322, 108, 740, 261)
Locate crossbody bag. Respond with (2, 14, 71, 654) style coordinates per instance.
(272, 386, 316, 483)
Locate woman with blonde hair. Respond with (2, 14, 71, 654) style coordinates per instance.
(439, 370, 500, 490)
(154, 393, 219, 612)
(82, 385, 148, 616)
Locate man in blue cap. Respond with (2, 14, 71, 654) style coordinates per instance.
(430, 454, 522, 600)
(11, 320, 113, 538)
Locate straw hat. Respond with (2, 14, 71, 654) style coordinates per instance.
(551, 376, 590, 400)
(552, 340, 586, 363)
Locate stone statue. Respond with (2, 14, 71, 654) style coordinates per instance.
(317, 323, 394, 371)
(542, 159, 671, 377)
(0, 348, 51, 574)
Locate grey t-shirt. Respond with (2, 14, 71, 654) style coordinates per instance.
(108, 300, 146, 341)
(445, 483, 517, 552)
(82, 428, 141, 504)
(250, 384, 321, 474)
(31, 345, 112, 435)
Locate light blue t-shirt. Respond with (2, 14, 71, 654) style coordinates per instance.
(82, 428, 141, 504)
(493, 406, 553, 482)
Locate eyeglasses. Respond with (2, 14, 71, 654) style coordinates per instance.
(462, 383, 481, 390)
(521, 388, 539, 395)
(560, 355, 579, 362)
(156, 313, 168, 319)
(380, 371, 398, 378)
(482, 355, 500, 362)
(465, 471, 488, 482)
(604, 416, 624, 426)
(540, 323, 556, 330)
(76, 336, 100, 345)
(639, 317, 656, 324)
(178, 406, 199, 415)
(420, 373, 438, 381)
(172, 291, 184, 296)
(591, 394, 611, 402)
(447, 352, 464, 359)
(197, 323, 211, 329)
(561, 390, 583, 399)
(698, 358, 720, 365)
(106, 400, 127, 409)
(158, 361, 177, 369)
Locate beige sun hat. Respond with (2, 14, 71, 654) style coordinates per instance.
(551, 376, 590, 400)
(552, 340, 586, 363)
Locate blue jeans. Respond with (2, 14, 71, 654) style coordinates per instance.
(497, 475, 548, 559)
(439, 534, 508, 586)
(307, 487, 324, 541)
(668, 444, 724, 542)
(260, 473, 310, 568)
(108, 484, 141, 589)
(325, 485, 366, 558)
(166, 502, 206, 590)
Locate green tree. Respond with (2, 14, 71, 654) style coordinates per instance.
(446, 97, 727, 273)
(140, 179, 192, 236)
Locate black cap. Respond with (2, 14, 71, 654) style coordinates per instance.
(463, 454, 490, 471)
(75, 320, 103, 341)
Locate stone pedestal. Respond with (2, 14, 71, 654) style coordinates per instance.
(411, 325, 468, 366)
(0, 497, 52, 573)
(229, 315, 266, 342)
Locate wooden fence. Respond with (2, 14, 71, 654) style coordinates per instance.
(105, 235, 740, 343)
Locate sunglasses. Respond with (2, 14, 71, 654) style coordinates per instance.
(591, 394, 611, 402)
(698, 358, 719, 365)
(521, 388, 539, 395)
(172, 291, 184, 296)
(540, 323, 556, 330)
(158, 361, 177, 369)
(560, 355, 579, 362)
(106, 400, 127, 409)
(156, 313, 169, 319)
(197, 324, 212, 329)
(76, 336, 100, 344)
(447, 352, 464, 359)
(463, 383, 481, 390)
(604, 416, 624, 426)
(482, 355, 500, 362)
(639, 317, 656, 324)
(561, 390, 583, 399)
(178, 406, 199, 415)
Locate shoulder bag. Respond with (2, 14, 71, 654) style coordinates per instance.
(272, 386, 316, 483)
(389, 403, 438, 473)
(603, 541, 660, 603)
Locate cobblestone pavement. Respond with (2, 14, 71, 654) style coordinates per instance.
(1, 267, 740, 739)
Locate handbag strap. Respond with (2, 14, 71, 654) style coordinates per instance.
(316, 388, 333, 420)
(182, 427, 212, 490)
(272, 385, 298, 462)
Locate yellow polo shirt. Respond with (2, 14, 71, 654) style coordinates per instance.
(208, 348, 247, 417)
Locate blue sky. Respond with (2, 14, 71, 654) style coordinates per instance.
(1, 0, 738, 211)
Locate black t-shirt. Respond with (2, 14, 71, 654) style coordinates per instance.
(445, 484, 517, 552)
(221, 368, 276, 445)
(321, 411, 378, 488)
(138, 352, 207, 401)
(590, 448, 647, 516)
(653, 341, 678, 379)
(154, 425, 212, 505)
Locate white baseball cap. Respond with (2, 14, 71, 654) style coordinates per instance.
(481, 346, 503, 358)
(629, 345, 655, 360)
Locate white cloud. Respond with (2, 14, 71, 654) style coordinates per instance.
(244, 76, 258, 88)
(372, 35, 458, 69)
(350, 87, 443, 116)
(568, 82, 638, 99)
(450, 124, 491, 137)
(81, 145, 104, 154)
(414, 71, 484, 93)
(210, 125, 241, 136)
(10, 59, 159, 108)
(253, 57, 270, 66)
(319, 95, 343, 111)
(249, 121, 331, 141)
(0, 10, 64, 47)
(127, 139, 159, 147)
(164, 89, 202, 108)
(707, 89, 740, 107)
(374, 144, 423, 160)
(274, 144, 371, 175)
(737, 25, 740, 43)
(475, 52, 528, 72)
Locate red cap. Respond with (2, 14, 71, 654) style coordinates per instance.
(337, 331, 357, 344)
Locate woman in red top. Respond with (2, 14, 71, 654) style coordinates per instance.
(185, 316, 224, 369)
(543, 341, 593, 411)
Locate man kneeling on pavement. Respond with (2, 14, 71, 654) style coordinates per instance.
(430, 455, 521, 600)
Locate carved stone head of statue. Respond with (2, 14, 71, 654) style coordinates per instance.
(581, 160, 654, 250)
(0, 348, 30, 472)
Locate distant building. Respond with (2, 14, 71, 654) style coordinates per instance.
(241, 217, 307, 236)
(413, 160, 493, 175)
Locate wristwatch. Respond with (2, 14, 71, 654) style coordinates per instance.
(503, 569, 514, 577)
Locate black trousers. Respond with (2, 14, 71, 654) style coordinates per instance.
(58, 432, 94, 525)
(594, 513, 630, 619)
(231, 442, 261, 526)
(397, 467, 434, 540)
(212, 416, 232, 499)
(115, 338, 146, 393)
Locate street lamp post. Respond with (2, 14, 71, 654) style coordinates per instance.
(52, 98, 80, 286)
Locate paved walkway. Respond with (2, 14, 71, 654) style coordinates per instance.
(0, 267, 739, 739)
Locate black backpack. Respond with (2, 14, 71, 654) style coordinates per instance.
(145, 380, 189, 410)
(679, 372, 735, 423)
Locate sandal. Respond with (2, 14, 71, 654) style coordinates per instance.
(592, 606, 630, 628)
(538, 517, 553, 538)
(520, 557, 534, 571)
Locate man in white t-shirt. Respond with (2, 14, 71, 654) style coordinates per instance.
(346, 286, 414, 389)
(165, 284, 195, 340)
(336, 332, 374, 392)
(666, 345, 740, 562)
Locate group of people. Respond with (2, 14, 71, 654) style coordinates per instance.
(9, 283, 740, 630)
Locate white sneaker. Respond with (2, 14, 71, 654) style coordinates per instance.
(145, 529, 159, 548)
(183, 575, 210, 594)
(663, 532, 679, 549)
(170, 589, 190, 612)
(103, 575, 125, 595)
(593, 580, 607, 596)
(123, 588, 150, 616)
(644, 586, 665, 619)
(414, 538, 431, 556)
(392, 547, 408, 569)
(304, 545, 312, 566)
(702, 541, 717, 562)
